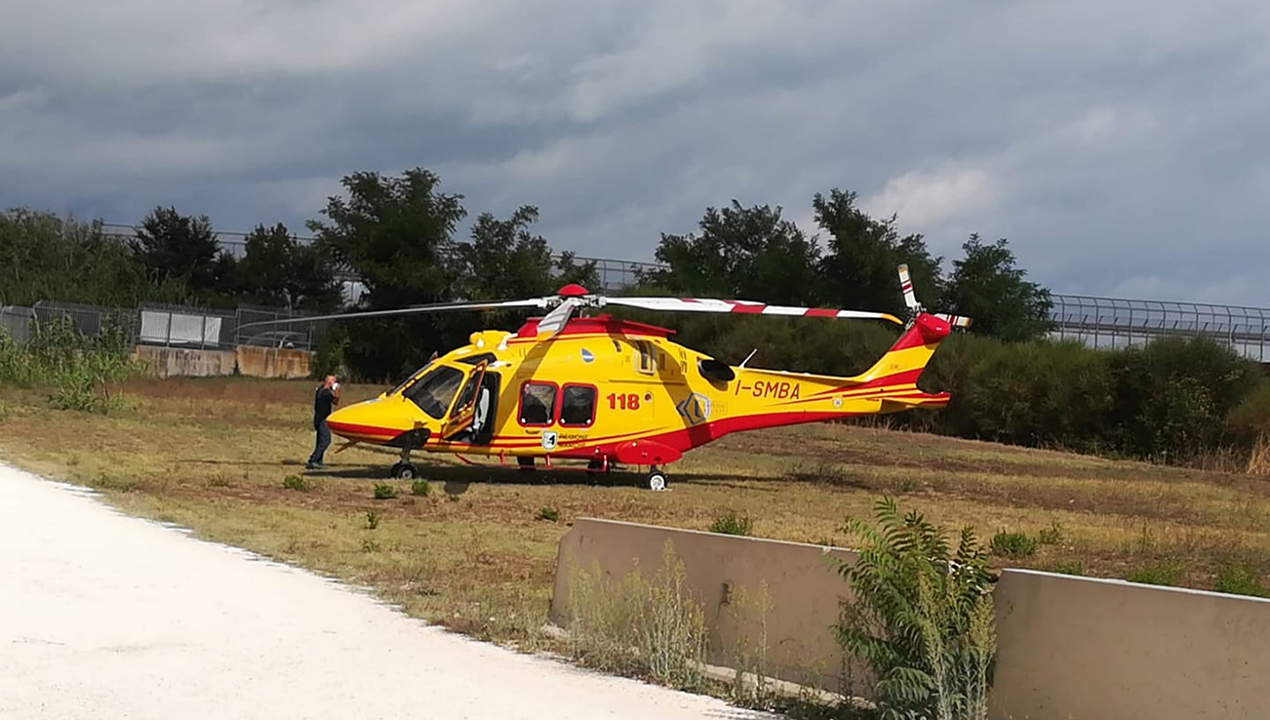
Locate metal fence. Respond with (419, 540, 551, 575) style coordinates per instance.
(1048, 294, 1270, 362)
(1, 301, 323, 351)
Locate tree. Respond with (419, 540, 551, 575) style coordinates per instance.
(651, 200, 822, 305)
(943, 235, 1052, 341)
(307, 168, 468, 380)
(457, 206, 602, 301)
(238, 223, 341, 311)
(458, 207, 557, 300)
(813, 189, 945, 316)
(0, 208, 189, 307)
(130, 206, 224, 293)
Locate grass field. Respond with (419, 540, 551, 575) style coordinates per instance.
(2, 376, 1268, 651)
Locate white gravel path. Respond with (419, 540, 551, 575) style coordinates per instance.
(0, 462, 775, 720)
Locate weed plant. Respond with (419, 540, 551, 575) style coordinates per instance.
(834, 497, 996, 720)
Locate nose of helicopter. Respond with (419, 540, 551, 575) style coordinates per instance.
(325, 396, 415, 444)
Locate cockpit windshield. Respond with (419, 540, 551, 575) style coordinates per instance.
(402, 365, 465, 419)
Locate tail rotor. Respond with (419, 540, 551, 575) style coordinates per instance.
(896, 264, 973, 331)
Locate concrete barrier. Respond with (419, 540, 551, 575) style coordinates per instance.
(234, 345, 312, 379)
(132, 345, 236, 378)
(991, 568, 1270, 720)
(549, 518, 870, 695)
(550, 518, 1270, 719)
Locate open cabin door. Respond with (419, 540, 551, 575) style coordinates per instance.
(441, 360, 489, 440)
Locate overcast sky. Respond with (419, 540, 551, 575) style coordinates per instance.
(3, 1, 1269, 306)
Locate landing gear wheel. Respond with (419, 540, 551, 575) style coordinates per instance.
(390, 462, 418, 480)
(646, 468, 669, 491)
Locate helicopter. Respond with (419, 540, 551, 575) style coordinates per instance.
(238, 265, 969, 490)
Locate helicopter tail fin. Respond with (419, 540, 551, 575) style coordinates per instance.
(847, 312, 954, 407)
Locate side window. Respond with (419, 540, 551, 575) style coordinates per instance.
(634, 340, 655, 375)
(558, 384, 597, 427)
(518, 381, 557, 426)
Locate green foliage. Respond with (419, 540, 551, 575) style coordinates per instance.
(235, 222, 342, 310)
(813, 188, 946, 318)
(651, 200, 823, 305)
(835, 497, 995, 720)
(364, 509, 381, 529)
(282, 474, 312, 491)
(410, 479, 432, 497)
(709, 510, 753, 536)
(310, 324, 349, 379)
(1035, 521, 1064, 546)
(130, 206, 225, 294)
(1127, 560, 1184, 586)
(942, 235, 1052, 342)
(989, 532, 1037, 558)
(537, 506, 559, 522)
(0, 209, 190, 307)
(0, 316, 135, 413)
(372, 482, 398, 500)
(1213, 563, 1267, 597)
(1049, 561, 1085, 576)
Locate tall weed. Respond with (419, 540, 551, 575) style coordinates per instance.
(564, 540, 708, 691)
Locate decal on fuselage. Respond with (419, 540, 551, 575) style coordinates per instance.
(675, 392, 711, 426)
(735, 380, 802, 400)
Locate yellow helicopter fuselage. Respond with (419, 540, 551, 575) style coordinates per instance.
(325, 312, 954, 469)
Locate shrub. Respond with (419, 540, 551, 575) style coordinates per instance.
(709, 510, 753, 536)
(410, 479, 432, 496)
(282, 474, 311, 491)
(835, 497, 996, 720)
(373, 482, 398, 500)
(990, 531, 1037, 557)
(537, 506, 560, 522)
(1035, 521, 1064, 545)
(364, 509, 380, 530)
(1128, 560, 1183, 586)
(1049, 560, 1084, 576)
(1214, 563, 1267, 598)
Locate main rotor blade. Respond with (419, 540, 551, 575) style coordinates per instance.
(600, 296, 902, 325)
(236, 297, 553, 331)
(535, 297, 578, 337)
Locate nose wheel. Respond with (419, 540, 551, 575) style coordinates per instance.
(390, 461, 418, 479)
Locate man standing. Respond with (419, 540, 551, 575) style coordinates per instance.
(306, 375, 340, 470)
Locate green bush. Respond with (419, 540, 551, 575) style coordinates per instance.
(410, 479, 432, 496)
(364, 509, 380, 529)
(1035, 521, 1064, 545)
(835, 497, 996, 720)
(372, 482, 398, 500)
(537, 506, 560, 522)
(1049, 560, 1085, 576)
(709, 510, 753, 536)
(282, 474, 311, 491)
(990, 531, 1037, 557)
(1128, 561, 1184, 586)
(1214, 563, 1267, 597)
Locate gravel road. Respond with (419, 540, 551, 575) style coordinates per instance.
(0, 462, 774, 719)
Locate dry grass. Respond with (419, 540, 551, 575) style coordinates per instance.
(2, 375, 1269, 653)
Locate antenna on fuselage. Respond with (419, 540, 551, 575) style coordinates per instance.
(740, 348, 758, 367)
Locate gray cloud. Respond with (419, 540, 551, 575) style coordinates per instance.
(3, 1, 1269, 305)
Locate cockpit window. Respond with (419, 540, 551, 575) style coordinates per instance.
(403, 365, 464, 419)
